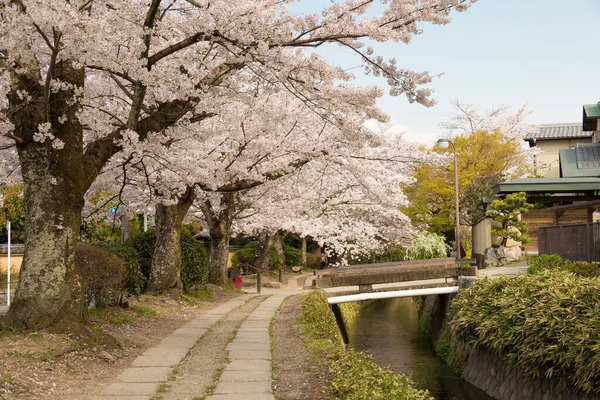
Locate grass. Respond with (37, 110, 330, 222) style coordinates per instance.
(130, 304, 158, 317)
(6, 348, 56, 361)
(182, 288, 214, 304)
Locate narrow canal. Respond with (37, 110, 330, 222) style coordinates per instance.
(348, 298, 494, 400)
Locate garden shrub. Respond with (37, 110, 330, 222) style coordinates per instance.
(527, 254, 600, 278)
(299, 291, 433, 400)
(180, 232, 209, 291)
(450, 270, 600, 393)
(75, 243, 126, 307)
(127, 231, 156, 279)
(231, 241, 302, 269)
(526, 254, 564, 274)
(102, 243, 146, 296)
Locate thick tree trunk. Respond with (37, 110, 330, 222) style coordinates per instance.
(5, 61, 88, 329)
(202, 193, 236, 285)
(148, 188, 195, 295)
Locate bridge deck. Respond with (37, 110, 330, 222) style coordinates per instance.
(314, 258, 476, 290)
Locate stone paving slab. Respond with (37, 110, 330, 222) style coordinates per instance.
(224, 358, 272, 372)
(213, 380, 272, 394)
(207, 394, 274, 400)
(117, 367, 172, 383)
(102, 382, 160, 396)
(219, 370, 271, 382)
(227, 341, 270, 351)
(228, 349, 271, 360)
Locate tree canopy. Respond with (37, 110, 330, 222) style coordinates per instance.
(402, 129, 530, 236)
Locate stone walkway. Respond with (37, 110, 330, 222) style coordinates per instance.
(95, 273, 310, 400)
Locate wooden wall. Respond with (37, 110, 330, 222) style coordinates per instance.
(522, 209, 589, 250)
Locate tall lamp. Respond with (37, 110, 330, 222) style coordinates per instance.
(437, 138, 461, 260)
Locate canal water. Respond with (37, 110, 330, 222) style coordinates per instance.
(348, 298, 495, 400)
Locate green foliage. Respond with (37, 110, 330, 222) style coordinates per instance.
(299, 291, 339, 343)
(180, 232, 209, 291)
(349, 247, 406, 265)
(0, 184, 25, 243)
(102, 243, 147, 296)
(75, 243, 126, 307)
(129, 304, 158, 317)
(486, 192, 533, 246)
(527, 254, 600, 278)
(330, 350, 433, 400)
(450, 270, 600, 393)
(406, 231, 449, 260)
(283, 244, 303, 267)
(402, 130, 529, 236)
(127, 230, 156, 279)
(232, 241, 301, 269)
(299, 292, 433, 400)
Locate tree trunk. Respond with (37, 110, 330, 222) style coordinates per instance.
(272, 231, 285, 267)
(202, 193, 236, 285)
(148, 188, 195, 295)
(255, 231, 270, 271)
(5, 60, 88, 329)
(301, 237, 307, 267)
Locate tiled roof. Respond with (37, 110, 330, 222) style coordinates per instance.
(524, 123, 593, 141)
(576, 144, 600, 169)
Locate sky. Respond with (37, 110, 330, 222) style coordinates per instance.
(289, 0, 600, 146)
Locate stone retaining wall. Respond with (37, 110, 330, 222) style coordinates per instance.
(419, 293, 600, 400)
(462, 346, 600, 400)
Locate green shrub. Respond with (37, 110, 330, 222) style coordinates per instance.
(299, 291, 433, 400)
(127, 231, 156, 279)
(75, 243, 126, 307)
(180, 232, 209, 291)
(450, 270, 600, 394)
(102, 243, 146, 296)
(231, 241, 302, 269)
(283, 244, 303, 266)
(526, 254, 564, 274)
(527, 254, 600, 278)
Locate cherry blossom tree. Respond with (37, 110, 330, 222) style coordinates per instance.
(0, 0, 476, 328)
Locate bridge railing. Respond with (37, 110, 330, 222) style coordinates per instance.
(313, 258, 477, 290)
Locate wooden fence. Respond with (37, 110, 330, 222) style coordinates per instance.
(538, 222, 600, 262)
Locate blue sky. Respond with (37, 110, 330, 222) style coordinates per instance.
(289, 0, 600, 145)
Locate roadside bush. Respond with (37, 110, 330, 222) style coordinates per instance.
(75, 243, 126, 307)
(180, 232, 209, 291)
(526, 254, 564, 274)
(299, 291, 433, 400)
(231, 241, 302, 269)
(103, 243, 146, 296)
(527, 254, 600, 278)
(450, 270, 600, 394)
(127, 231, 156, 279)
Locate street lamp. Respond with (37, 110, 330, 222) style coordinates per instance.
(437, 138, 461, 260)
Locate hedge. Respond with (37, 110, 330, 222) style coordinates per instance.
(450, 270, 600, 393)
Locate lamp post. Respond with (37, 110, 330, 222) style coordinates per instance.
(437, 138, 461, 260)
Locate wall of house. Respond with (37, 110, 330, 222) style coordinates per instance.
(535, 138, 592, 177)
(0, 253, 22, 275)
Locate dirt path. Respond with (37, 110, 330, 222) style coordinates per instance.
(158, 295, 265, 400)
(272, 294, 333, 400)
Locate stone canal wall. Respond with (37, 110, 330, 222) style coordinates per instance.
(419, 293, 600, 400)
(462, 345, 600, 400)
